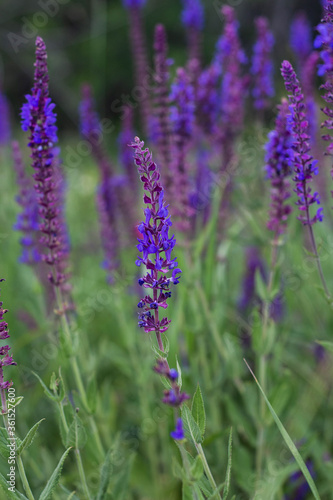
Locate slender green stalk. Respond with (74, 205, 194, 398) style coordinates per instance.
(195, 443, 221, 500)
(307, 224, 330, 299)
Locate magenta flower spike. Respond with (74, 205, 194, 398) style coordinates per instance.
(265, 99, 293, 235)
(281, 61, 323, 225)
(0, 280, 17, 403)
(20, 37, 69, 289)
(131, 137, 189, 439)
(251, 17, 275, 113)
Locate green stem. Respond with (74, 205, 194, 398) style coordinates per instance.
(307, 224, 330, 299)
(17, 456, 35, 500)
(195, 443, 221, 499)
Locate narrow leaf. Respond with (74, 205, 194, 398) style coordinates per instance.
(176, 355, 182, 390)
(191, 385, 206, 440)
(32, 372, 58, 402)
(0, 472, 28, 499)
(317, 340, 333, 353)
(66, 416, 87, 449)
(244, 359, 321, 500)
(38, 448, 72, 500)
(191, 455, 204, 481)
(17, 419, 45, 456)
(222, 428, 233, 500)
(87, 376, 98, 415)
(96, 448, 113, 500)
(182, 405, 202, 445)
(111, 454, 135, 500)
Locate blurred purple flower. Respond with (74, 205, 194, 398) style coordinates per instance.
(170, 418, 185, 440)
(251, 17, 275, 112)
(0, 89, 10, 146)
(122, 0, 146, 8)
(265, 98, 293, 235)
(12, 141, 41, 265)
(196, 65, 219, 135)
(302, 52, 319, 144)
(238, 247, 266, 313)
(290, 12, 313, 68)
(281, 60, 323, 226)
(181, 0, 204, 30)
(20, 37, 69, 288)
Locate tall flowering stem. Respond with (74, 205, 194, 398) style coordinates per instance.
(131, 136, 188, 439)
(0, 87, 10, 146)
(122, 0, 150, 134)
(181, 0, 204, 63)
(251, 17, 274, 115)
(281, 60, 330, 297)
(256, 99, 293, 482)
(302, 52, 320, 144)
(20, 37, 68, 291)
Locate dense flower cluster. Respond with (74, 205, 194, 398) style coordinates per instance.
(12, 141, 41, 265)
(197, 65, 219, 135)
(0, 280, 17, 392)
(290, 11, 312, 67)
(265, 99, 293, 235)
(20, 37, 68, 287)
(315, 1, 333, 167)
(132, 137, 187, 439)
(170, 68, 195, 141)
(281, 60, 323, 225)
(251, 17, 274, 111)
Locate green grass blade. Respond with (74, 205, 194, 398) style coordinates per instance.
(222, 428, 233, 500)
(244, 359, 321, 500)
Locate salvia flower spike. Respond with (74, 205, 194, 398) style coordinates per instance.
(131, 137, 189, 439)
(20, 36, 69, 288)
(251, 17, 275, 112)
(315, 0, 333, 173)
(281, 60, 323, 225)
(181, 0, 204, 63)
(265, 98, 293, 235)
(290, 11, 313, 69)
(0, 280, 17, 399)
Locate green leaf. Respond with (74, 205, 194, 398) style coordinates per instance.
(182, 482, 193, 500)
(111, 454, 135, 500)
(67, 493, 77, 500)
(222, 428, 233, 500)
(87, 376, 98, 414)
(182, 405, 202, 445)
(317, 340, 333, 353)
(96, 448, 113, 500)
(190, 455, 204, 481)
(244, 359, 321, 500)
(151, 332, 169, 358)
(176, 355, 182, 390)
(191, 385, 206, 441)
(38, 448, 72, 500)
(17, 419, 45, 457)
(0, 472, 29, 499)
(255, 269, 269, 301)
(32, 372, 59, 402)
(172, 457, 186, 481)
(66, 415, 87, 449)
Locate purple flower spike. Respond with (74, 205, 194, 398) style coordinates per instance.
(290, 12, 312, 68)
(131, 136, 181, 335)
(302, 52, 319, 144)
(281, 60, 323, 226)
(0, 281, 17, 395)
(170, 68, 195, 141)
(316, 1, 333, 179)
(153, 24, 172, 183)
(0, 88, 10, 146)
(181, 0, 204, 62)
(251, 17, 275, 112)
(265, 99, 293, 235)
(197, 65, 219, 136)
(170, 418, 185, 440)
(20, 37, 69, 288)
